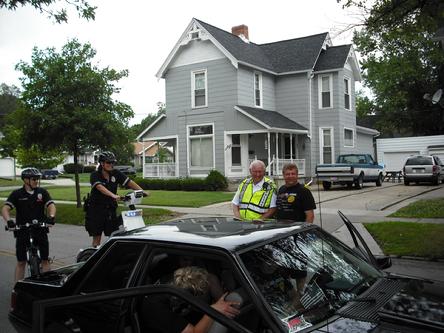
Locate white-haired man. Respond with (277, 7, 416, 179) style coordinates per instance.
(232, 160, 277, 220)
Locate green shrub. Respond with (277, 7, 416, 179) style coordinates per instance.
(205, 170, 228, 191)
(63, 163, 84, 173)
(83, 165, 96, 173)
(133, 176, 208, 191)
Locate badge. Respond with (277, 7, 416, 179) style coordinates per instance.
(37, 193, 43, 201)
(287, 195, 295, 203)
(111, 176, 116, 183)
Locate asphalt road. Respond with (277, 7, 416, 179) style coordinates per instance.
(0, 181, 443, 332)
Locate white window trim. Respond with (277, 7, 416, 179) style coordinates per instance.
(319, 127, 335, 164)
(191, 69, 208, 109)
(344, 76, 351, 111)
(186, 123, 215, 172)
(343, 127, 355, 148)
(318, 74, 333, 109)
(253, 71, 263, 108)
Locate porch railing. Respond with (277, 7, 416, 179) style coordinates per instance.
(266, 157, 305, 176)
(143, 163, 176, 178)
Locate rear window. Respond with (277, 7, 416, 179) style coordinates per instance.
(405, 157, 433, 166)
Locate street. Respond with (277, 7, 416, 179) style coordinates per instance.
(0, 182, 443, 332)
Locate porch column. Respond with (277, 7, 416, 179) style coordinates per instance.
(142, 141, 146, 178)
(267, 132, 271, 174)
(275, 132, 279, 175)
(290, 134, 293, 161)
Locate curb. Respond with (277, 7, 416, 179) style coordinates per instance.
(388, 255, 444, 263)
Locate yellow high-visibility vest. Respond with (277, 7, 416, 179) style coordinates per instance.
(238, 177, 276, 220)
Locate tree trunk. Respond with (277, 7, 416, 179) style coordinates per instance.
(73, 146, 82, 208)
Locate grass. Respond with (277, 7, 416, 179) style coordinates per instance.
(0, 186, 234, 208)
(0, 178, 23, 186)
(388, 198, 444, 218)
(364, 222, 444, 259)
(0, 200, 179, 226)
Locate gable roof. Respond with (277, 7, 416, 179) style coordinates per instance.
(157, 18, 360, 78)
(235, 105, 308, 133)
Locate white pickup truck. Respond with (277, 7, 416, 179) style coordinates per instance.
(315, 154, 384, 190)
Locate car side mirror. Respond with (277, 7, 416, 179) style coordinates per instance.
(375, 256, 392, 269)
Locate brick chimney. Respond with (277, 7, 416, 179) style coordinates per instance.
(231, 24, 249, 40)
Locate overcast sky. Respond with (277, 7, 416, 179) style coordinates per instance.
(0, 0, 363, 125)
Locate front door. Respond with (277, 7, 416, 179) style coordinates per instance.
(225, 134, 249, 177)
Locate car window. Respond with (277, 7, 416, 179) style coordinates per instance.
(240, 229, 382, 331)
(405, 156, 433, 165)
(139, 249, 271, 332)
(79, 241, 146, 293)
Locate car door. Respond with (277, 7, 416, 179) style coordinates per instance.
(337, 210, 392, 270)
(132, 246, 276, 333)
(66, 241, 148, 333)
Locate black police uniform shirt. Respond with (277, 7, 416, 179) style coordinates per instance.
(276, 183, 316, 222)
(4, 187, 54, 225)
(89, 169, 129, 207)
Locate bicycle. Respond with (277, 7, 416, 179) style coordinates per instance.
(76, 190, 146, 263)
(5, 219, 48, 277)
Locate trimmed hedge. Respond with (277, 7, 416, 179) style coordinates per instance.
(133, 170, 228, 191)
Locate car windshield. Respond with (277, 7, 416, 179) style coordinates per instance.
(337, 155, 364, 164)
(405, 157, 433, 166)
(240, 228, 382, 332)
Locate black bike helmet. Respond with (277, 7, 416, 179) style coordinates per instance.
(98, 151, 117, 163)
(21, 167, 42, 180)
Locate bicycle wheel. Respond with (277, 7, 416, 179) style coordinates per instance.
(29, 254, 41, 276)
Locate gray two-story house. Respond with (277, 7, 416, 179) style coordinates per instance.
(137, 18, 378, 179)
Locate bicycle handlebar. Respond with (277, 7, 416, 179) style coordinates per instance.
(5, 219, 47, 231)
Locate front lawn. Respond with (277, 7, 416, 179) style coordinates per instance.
(364, 222, 444, 259)
(0, 200, 178, 225)
(389, 198, 444, 218)
(0, 187, 234, 208)
(0, 178, 22, 187)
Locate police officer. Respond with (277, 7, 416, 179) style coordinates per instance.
(232, 160, 277, 220)
(276, 163, 316, 223)
(86, 151, 148, 247)
(1, 167, 56, 282)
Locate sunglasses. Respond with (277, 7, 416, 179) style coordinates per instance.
(30, 178, 40, 181)
(105, 161, 115, 165)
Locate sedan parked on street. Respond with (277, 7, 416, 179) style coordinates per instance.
(9, 216, 444, 333)
(403, 155, 444, 185)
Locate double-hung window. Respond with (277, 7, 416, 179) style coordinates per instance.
(254, 72, 262, 107)
(319, 75, 332, 109)
(192, 70, 207, 108)
(344, 128, 354, 147)
(189, 124, 214, 168)
(344, 77, 351, 110)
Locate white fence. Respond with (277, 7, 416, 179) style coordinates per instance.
(143, 163, 176, 178)
(267, 157, 306, 176)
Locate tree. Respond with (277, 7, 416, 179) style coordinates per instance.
(15, 39, 133, 207)
(341, 0, 444, 136)
(129, 102, 166, 140)
(0, 83, 20, 128)
(0, 0, 96, 23)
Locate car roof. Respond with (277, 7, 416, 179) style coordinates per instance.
(111, 217, 311, 252)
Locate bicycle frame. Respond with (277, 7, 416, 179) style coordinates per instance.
(6, 220, 47, 277)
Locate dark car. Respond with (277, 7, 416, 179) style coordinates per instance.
(113, 165, 137, 176)
(41, 169, 59, 180)
(403, 155, 444, 185)
(10, 215, 444, 333)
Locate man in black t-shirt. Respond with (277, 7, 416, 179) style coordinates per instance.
(276, 163, 316, 223)
(86, 151, 149, 247)
(2, 168, 56, 281)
